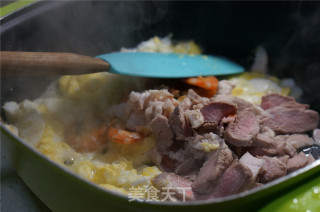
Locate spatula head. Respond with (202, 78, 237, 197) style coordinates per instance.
(97, 52, 244, 78)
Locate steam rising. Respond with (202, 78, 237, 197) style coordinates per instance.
(273, 2, 320, 113)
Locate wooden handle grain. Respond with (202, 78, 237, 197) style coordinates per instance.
(0, 51, 110, 76)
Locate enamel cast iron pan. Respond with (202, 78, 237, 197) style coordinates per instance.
(1, 1, 320, 211)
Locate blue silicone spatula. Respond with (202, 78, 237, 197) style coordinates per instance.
(1, 51, 244, 77)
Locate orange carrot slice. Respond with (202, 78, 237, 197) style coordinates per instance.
(107, 127, 143, 144)
(185, 76, 219, 90)
(185, 76, 219, 97)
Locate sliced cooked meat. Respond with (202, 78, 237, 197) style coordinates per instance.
(307, 154, 316, 164)
(274, 135, 297, 157)
(260, 107, 319, 134)
(277, 155, 290, 164)
(128, 89, 178, 122)
(286, 152, 309, 173)
(224, 108, 260, 147)
(175, 133, 223, 180)
(169, 97, 193, 140)
(195, 102, 237, 135)
(184, 133, 222, 159)
(201, 102, 237, 125)
(215, 80, 235, 95)
(125, 110, 147, 131)
(187, 89, 210, 106)
(192, 147, 234, 195)
(108, 102, 128, 122)
(259, 94, 319, 135)
(185, 109, 204, 128)
(208, 160, 254, 199)
(248, 146, 277, 157)
(313, 129, 320, 144)
(213, 94, 263, 116)
(260, 93, 309, 110)
(239, 152, 265, 180)
(174, 157, 203, 180)
(285, 134, 315, 149)
(150, 115, 174, 152)
(254, 133, 275, 148)
(273, 134, 315, 157)
(152, 172, 194, 201)
(160, 154, 179, 172)
(258, 156, 287, 183)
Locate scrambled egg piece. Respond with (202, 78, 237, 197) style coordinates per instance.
(200, 142, 220, 153)
(121, 35, 202, 55)
(229, 72, 300, 105)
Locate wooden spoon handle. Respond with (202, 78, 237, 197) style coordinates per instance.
(0, 51, 110, 76)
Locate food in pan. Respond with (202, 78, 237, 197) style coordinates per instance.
(2, 36, 320, 202)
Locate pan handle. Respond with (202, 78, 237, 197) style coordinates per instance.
(0, 51, 110, 76)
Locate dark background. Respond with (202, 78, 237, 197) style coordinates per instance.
(1, 1, 320, 110)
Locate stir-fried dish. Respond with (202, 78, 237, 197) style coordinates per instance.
(2, 36, 320, 202)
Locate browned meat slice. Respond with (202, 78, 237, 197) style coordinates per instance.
(169, 97, 193, 140)
(224, 108, 260, 147)
(260, 93, 309, 110)
(239, 152, 265, 180)
(152, 172, 194, 201)
(313, 129, 320, 144)
(207, 160, 254, 199)
(260, 107, 319, 134)
(258, 156, 287, 183)
(192, 147, 234, 195)
(286, 152, 309, 173)
(150, 115, 174, 152)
